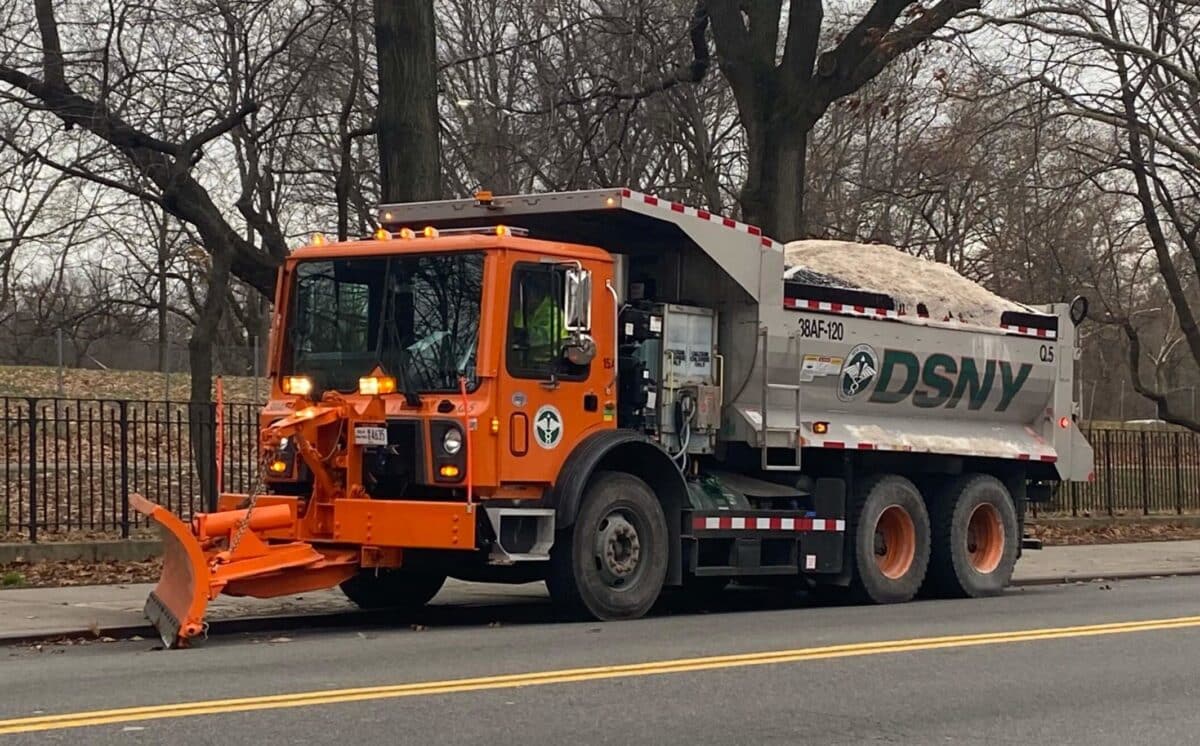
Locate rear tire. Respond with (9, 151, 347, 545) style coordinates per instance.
(844, 474, 931, 604)
(547, 470, 668, 620)
(339, 569, 446, 611)
(923, 474, 1018, 598)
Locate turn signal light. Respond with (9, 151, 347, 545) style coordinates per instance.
(490, 416, 500, 434)
(812, 421, 829, 434)
(282, 376, 313, 396)
(359, 376, 397, 396)
(439, 465, 460, 478)
(269, 459, 289, 474)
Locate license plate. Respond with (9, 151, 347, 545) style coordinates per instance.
(354, 425, 387, 446)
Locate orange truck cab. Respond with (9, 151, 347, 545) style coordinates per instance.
(133, 188, 1092, 647)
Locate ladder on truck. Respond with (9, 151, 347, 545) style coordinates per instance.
(759, 327, 803, 471)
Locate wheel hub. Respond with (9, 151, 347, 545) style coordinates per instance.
(966, 503, 1004, 574)
(873, 504, 916, 580)
(594, 513, 641, 586)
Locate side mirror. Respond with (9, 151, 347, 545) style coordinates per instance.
(562, 333, 597, 366)
(1069, 296, 1089, 325)
(563, 267, 592, 333)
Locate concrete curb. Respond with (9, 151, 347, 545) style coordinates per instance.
(0, 540, 161, 564)
(1, 609, 382, 648)
(1010, 568, 1200, 586)
(7, 570, 1200, 647)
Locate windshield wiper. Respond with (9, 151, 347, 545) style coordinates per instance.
(395, 347, 422, 407)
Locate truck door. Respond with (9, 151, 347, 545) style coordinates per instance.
(499, 258, 610, 486)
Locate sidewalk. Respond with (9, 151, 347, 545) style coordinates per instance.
(4, 541, 1200, 644)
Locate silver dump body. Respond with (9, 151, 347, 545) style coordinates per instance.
(379, 189, 1094, 482)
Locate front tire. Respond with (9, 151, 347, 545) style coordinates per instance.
(547, 470, 669, 620)
(923, 474, 1019, 598)
(340, 569, 446, 611)
(845, 474, 931, 604)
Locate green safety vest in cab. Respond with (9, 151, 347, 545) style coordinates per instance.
(514, 295, 567, 350)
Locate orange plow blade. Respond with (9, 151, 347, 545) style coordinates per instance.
(130, 494, 355, 648)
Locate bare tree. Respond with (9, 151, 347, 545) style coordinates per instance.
(703, 0, 981, 239)
(984, 0, 1200, 430)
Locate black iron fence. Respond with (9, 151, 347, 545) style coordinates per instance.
(3, 399, 1200, 541)
(1050, 427, 1200, 517)
(2, 398, 260, 541)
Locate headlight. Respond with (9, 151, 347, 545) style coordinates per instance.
(442, 428, 463, 455)
(282, 376, 312, 396)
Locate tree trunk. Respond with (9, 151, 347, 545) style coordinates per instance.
(187, 248, 233, 511)
(156, 211, 169, 373)
(374, 0, 441, 203)
(739, 119, 809, 241)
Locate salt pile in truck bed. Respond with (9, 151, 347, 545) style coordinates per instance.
(784, 239, 1032, 325)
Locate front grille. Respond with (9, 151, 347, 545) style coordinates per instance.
(363, 419, 424, 498)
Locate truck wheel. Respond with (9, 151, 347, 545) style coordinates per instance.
(340, 569, 446, 611)
(923, 474, 1018, 598)
(846, 475, 931, 604)
(547, 470, 669, 620)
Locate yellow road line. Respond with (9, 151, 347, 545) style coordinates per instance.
(4, 614, 1200, 735)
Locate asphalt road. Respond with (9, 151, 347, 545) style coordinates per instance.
(4, 577, 1200, 744)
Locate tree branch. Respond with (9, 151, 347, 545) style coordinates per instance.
(181, 101, 260, 156)
(1124, 320, 1200, 431)
(33, 0, 65, 89)
(817, 0, 981, 103)
(555, 3, 710, 107)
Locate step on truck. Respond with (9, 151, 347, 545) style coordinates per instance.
(133, 188, 1094, 646)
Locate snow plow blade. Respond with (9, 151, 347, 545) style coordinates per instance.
(130, 493, 354, 648)
(130, 493, 212, 647)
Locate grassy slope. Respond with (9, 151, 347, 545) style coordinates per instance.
(0, 366, 268, 403)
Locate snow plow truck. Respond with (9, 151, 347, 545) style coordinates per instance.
(132, 188, 1094, 647)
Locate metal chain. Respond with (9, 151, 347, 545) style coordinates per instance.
(227, 451, 270, 557)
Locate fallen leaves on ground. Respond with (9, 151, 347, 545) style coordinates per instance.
(0, 558, 161, 588)
(1028, 521, 1200, 545)
(0, 365, 266, 402)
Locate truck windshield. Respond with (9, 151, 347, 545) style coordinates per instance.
(284, 253, 483, 394)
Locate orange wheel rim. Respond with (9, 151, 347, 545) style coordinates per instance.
(874, 505, 916, 579)
(967, 503, 1004, 574)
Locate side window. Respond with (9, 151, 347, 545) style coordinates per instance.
(507, 264, 587, 380)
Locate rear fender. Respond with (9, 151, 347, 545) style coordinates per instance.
(549, 430, 687, 586)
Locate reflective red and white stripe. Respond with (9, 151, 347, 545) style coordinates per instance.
(1018, 453, 1059, 463)
(784, 298, 899, 319)
(788, 297, 1057, 340)
(621, 189, 784, 253)
(1000, 324, 1057, 339)
(692, 515, 846, 532)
